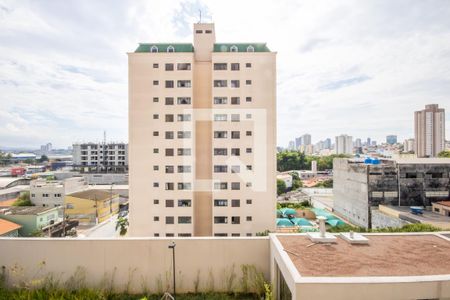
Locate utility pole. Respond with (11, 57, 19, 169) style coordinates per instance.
(168, 242, 176, 299)
(110, 183, 114, 215)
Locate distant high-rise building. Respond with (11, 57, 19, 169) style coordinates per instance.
(294, 137, 301, 149)
(366, 137, 371, 147)
(335, 134, 353, 155)
(128, 22, 276, 237)
(414, 104, 446, 157)
(288, 141, 295, 150)
(354, 138, 362, 148)
(323, 138, 331, 149)
(301, 134, 312, 146)
(403, 138, 415, 153)
(386, 135, 397, 145)
(40, 143, 52, 154)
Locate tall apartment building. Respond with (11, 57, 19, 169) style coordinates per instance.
(72, 142, 128, 173)
(414, 104, 446, 157)
(335, 134, 353, 155)
(128, 23, 276, 237)
(386, 135, 397, 145)
(403, 138, 415, 153)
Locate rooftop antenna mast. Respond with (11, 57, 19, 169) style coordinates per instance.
(199, 9, 202, 23)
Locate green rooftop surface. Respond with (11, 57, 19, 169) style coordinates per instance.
(135, 43, 194, 53)
(214, 43, 270, 52)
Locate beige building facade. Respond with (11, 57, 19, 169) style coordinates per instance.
(414, 104, 446, 157)
(128, 23, 276, 237)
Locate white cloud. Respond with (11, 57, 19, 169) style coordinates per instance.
(0, 0, 449, 148)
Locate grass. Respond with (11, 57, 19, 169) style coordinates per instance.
(327, 223, 442, 233)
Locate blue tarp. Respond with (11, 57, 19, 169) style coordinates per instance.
(290, 218, 312, 226)
(276, 218, 294, 227)
(280, 208, 297, 217)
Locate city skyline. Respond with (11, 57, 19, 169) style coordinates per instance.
(1, 0, 450, 149)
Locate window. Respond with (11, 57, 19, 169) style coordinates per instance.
(153, 182, 159, 187)
(150, 46, 158, 53)
(231, 199, 240, 207)
(166, 233, 174, 237)
(230, 45, 238, 52)
(153, 114, 159, 119)
(215, 233, 228, 237)
(214, 114, 227, 121)
(177, 131, 191, 139)
(153, 165, 159, 171)
(246, 113, 252, 119)
(406, 173, 417, 178)
(153, 131, 159, 136)
(177, 114, 191, 121)
(214, 199, 228, 206)
(165, 131, 174, 139)
(214, 63, 227, 70)
(165, 199, 174, 207)
(246, 199, 252, 204)
(214, 97, 227, 104)
(214, 131, 227, 138)
(178, 199, 191, 207)
(167, 45, 175, 52)
(246, 97, 252, 102)
(178, 216, 192, 224)
(177, 97, 191, 104)
(231, 216, 240, 224)
(214, 165, 228, 173)
(153, 80, 159, 85)
(246, 131, 252, 136)
(153, 148, 159, 154)
(214, 148, 227, 155)
(246, 80, 252, 85)
(178, 166, 191, 173)
(246, 216, 252, 221)
(247, 45, 254, 52)
(66, 203, 74, 209)
(196, 29, 203, 33)
(154, 216, 159, 221)
(246, 148, 252, 153)
(165, 97, 174, 105)
(154, 199, 159, 204)
(231, 182, 240, 190)
(214, 182, 228, 190)
(165, 183, 174, 190)
(231, 97, 240, 105)
(231, 166, 240, 173)
(178, 182, 191, 190)
(153, 63, 159, 68)
(246, 165, 252, 170)
(43, 193, 49, 197)
(246, 182, 252, 187)
(205, 30, 212, 33)
(214, 216, 228, 224)
(231, 233, 240, 237)
(177, 80, 191, 88)
(165, 149, 174, 156)
(165, 166, 174, 173)
(231, 63, 240, 71)
(166, 216, 174, 224)
(231, 80, 240, 88)
(246, 63, 252, 68)
(214, 80, 227, 87)
(177, 63, 191, 70)
(165, 80, 174, 88)
(177, 148, 191, 156)
(231, 148, 240, 156)
(165, 63, 174, 71)
(165, 114, 174, 122)
(231, 114, 240, 122)
(153, 97, 159, 102)
(231, 131, 240, 139)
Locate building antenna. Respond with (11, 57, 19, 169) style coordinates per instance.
(199, 9, 202, 23)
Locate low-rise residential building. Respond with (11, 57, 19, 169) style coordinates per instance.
(0, 206, 60, 236)
(72, 142, 128, 173)
(30, 177, 88, 207)
(277, 173, 293, 188)
(64, 189, 119, 225)
(432, 201, 450, 217)
(333, 158, 450, 228)
(0, 219, 21, 237)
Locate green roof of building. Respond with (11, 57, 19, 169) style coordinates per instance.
(135, 43, 194, 53)
(213, 43, 270, 52)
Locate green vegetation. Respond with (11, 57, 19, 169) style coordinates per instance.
(312, 179, 333, 188)
(38, 154, 49, 163)
(327, 223, 442, 233)
(277, 201, 311, 210)
(0, 151, 12, 166)
(290, 172, 303, 190)
(438, 150, 450, 158)
(277, 151, 350, 172)
(276, 179, 286, 196)
(12, 192, 34, 206)
(115, 217, 129, 236)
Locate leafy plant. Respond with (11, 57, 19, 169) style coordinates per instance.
(115, 217, 129, 236)
(12, 192, 34, 206)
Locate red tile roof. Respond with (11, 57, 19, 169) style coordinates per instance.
(0, 218, 21, 236)
(436, 201, 450, 207)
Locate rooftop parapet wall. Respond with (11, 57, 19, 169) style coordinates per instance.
(0, 237, 270, 293)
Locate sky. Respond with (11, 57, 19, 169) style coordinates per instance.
(0, 0, 450, 149)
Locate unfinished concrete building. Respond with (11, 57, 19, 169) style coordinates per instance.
(333, 158, 450, 228)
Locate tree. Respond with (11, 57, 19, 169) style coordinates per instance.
(438, 150, 450, 158)
(38, 155, 49, 163)
(0, 151, 12, 166)
(290, 171, 303, 190)
(115, 217, 129, 236)
(277, 179, 286, 195)
(313, 179, 333, 188)
(13, 192, 34, 206)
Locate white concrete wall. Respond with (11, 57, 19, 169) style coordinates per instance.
(0, 237, 269, 293)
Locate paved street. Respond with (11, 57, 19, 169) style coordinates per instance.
(79, 215, 120, 238)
